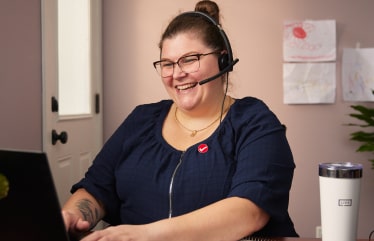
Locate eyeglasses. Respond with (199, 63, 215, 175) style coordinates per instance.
(153, 51, 219, 77)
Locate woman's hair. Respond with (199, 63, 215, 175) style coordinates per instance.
(194, 0, 220, 24)
(158, 0, 225, 53)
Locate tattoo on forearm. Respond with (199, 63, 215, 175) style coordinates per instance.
(76, 199, 99, 226)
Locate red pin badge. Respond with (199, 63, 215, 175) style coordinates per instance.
(198, 144, 208, 153)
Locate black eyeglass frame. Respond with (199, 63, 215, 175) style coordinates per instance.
(153, 51, 220, 77)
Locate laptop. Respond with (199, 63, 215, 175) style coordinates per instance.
(0, 149, 78, 241)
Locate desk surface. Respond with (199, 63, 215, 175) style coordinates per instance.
(242, 238, 369, 241)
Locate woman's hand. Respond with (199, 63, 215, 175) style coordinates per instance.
(62, 209, 91, 234)
(62, 188, 105, 238)
(81, 224, 152, 241)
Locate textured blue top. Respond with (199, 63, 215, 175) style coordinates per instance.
(72, 97, 298, 237)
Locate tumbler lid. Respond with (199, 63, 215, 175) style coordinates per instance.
(319, 162, 362, 178)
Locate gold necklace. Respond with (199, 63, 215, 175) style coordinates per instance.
(174, 98, 232, 137)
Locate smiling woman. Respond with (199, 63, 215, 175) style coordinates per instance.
(61, 1, 298, 241)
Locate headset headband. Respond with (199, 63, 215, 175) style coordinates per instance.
(177, 11, 235, 72)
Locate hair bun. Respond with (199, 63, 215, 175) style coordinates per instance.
(194, 0, 220, 25)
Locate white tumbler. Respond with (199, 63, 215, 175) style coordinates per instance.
(319, 162, 362, 241)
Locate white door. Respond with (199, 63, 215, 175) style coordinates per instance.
(41, 0, 103, 206)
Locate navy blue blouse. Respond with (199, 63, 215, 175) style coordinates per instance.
(72, 97, 298, 237)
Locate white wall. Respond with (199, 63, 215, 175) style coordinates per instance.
(103, 0, 374, 238)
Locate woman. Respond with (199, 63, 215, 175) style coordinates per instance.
(62, 1, 298, 240)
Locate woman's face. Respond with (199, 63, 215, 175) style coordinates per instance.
(160, 32, 223, 112)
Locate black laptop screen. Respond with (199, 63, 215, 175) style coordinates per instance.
(0, 150, 71, 241)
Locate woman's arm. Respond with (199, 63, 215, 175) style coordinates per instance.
(62, 188, 105, 233)
(83, 196, 269, 241)
(155, 196, 269, 241)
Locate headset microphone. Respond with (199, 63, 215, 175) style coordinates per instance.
(198, 58, 239, 85)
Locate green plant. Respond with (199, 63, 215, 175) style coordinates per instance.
(348, 105, 374, 169)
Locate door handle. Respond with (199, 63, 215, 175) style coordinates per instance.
(52, 129, 68, 145)
(51, 96, 59, 112)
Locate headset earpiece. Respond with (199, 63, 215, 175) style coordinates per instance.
(218, 53, 229, 71)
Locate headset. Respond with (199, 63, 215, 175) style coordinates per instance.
(177, 11, 239, 85)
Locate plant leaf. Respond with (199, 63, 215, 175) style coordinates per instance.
(356, 143, 374, 152)
(348, 105, 374, 169)
(350, 105, 374, 125)
(350, 131, 374, 142)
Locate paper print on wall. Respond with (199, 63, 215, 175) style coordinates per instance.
(283, 20, 336, 62)
(283, 63, 336, 104)
(342, 48, 374, 102)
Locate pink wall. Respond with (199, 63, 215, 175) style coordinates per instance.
(0, 0, 42, 151)
(103, 0, 374, 238)
(0, 0, 372, 238)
